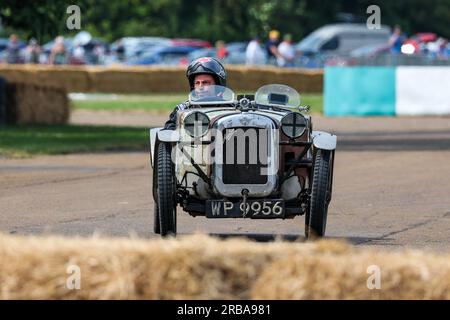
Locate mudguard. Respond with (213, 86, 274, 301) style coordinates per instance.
(149, 128, 180, 168)
(311, 130, 337, 150)
(149, 128, 162, 168)
(158, 129, 180, 142)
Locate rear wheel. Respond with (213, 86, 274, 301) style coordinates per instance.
(156, 142, 177, 237)
(306, 149, 332, 239)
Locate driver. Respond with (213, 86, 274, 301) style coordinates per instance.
(164, 57, 227, 130)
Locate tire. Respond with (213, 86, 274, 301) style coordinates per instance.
(304, 204, 310, 238)
(306, 149, 332, 239)
(152, 155, 160, 234)
(153, 202, 160, 234)
(156, 142, 177, 236)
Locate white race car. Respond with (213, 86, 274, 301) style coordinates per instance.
(150, 84, 336, 239)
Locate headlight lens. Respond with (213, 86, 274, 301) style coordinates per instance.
(184, 111, 210, 137)
(281, 112, 307, 138)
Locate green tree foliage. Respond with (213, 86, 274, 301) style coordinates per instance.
(0, 0, 68, 43)
(1, 0, 449, 44)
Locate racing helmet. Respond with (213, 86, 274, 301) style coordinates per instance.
(186, 57, 227, 90)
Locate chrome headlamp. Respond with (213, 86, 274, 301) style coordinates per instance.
(184, 111, 210, 138)
(281, 112, 307, 138)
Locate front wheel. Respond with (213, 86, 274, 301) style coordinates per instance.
(306, 149, 332, 239)
(156, 142, 177, 237)
(153, 202, 160, 234)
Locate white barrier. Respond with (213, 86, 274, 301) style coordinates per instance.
(325, 66, 450, 116)
(396, 67, 450, 115)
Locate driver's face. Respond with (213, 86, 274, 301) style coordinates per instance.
(194, 74, 216, 97)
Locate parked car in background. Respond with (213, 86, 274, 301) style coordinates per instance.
(224, 41, 247, 64)
(126, 45, 197, 65)
(297, 23, 391, 55)
(295, 23, 391, 67)
(110, 37, 171, 61)
(187, 47, 216, 62)
(401, 33, 440, 55)
(333, 42, 391, 65)
(187, 41, 248, 64)
(171, 38, 212, 49)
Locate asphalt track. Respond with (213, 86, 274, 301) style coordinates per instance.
(1, 111, 449, 251)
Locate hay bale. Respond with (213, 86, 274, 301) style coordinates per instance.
(227, 65, 323, 93)
(6, 81, 69, 125)
(252, 251, 450, 299)
(0, 64, 91, 92)
(0, 65, 323, 94)
(0, 233, 449, 300)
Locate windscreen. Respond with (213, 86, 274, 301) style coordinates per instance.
(188, 85, 236, 105)
(255, 84, 301, 108)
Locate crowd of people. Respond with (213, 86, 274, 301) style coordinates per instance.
(388, 25, 449, 58)
(245, 30, 297, 67)
(1, 33, 108, 65)
(2, 31, 299, 67)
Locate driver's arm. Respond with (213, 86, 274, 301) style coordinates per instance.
(163, 102, 188, 130)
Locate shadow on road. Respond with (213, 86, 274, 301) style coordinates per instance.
(338, 130, 450, 151)
(207, 233, 397, 245)
(208, 233, 303, 242)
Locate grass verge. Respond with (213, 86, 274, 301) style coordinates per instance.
(0, 125, 148, 157)
(71, 93, 323, 114)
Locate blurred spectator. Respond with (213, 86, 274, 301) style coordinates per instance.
(277, 34, 295, 67)
(49, 36, 68, 65)
(24, 38, 41, 64)
(427, 37, 449, 59)
(442, 40, 450, 58)
(265, 30, 282, 65)
(115, 39, 125, 62)
(389, 25, 406, 54)
(245, 36, 266, 65)
(215, 40, 228, 60)
(94, 44, 105, 65)
(6, 34, 22, 64)
(71, 42, 85, 65)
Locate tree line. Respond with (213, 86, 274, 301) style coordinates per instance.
(1, 0, 449, 43)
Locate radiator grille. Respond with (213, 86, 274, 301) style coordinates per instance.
(222, 127, 269, 184)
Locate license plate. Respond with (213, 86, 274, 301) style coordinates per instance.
(206, 199, 284, 218)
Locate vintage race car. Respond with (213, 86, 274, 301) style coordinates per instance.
(150, 84, 336, 239)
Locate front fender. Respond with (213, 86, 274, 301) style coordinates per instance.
(158, 129, 180, 142)
(149, 128, 163, 168)
(311, 131, 337, 150)
(149, 128, 180, 168)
